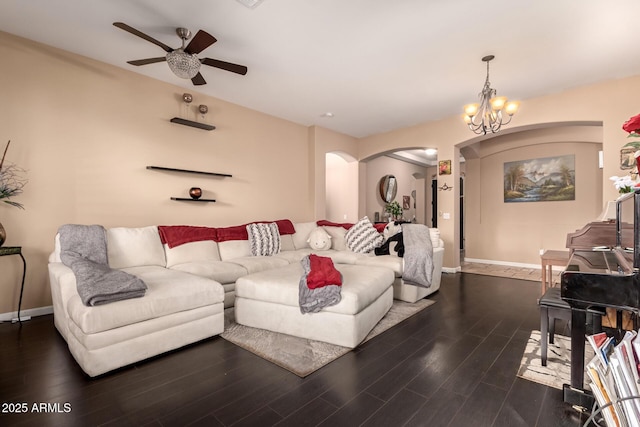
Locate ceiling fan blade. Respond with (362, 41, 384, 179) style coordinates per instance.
(113, 22, 173, 53)
(185, 30, 217, 55)
(191, 73, 207, 86)
(127, 57, 167, 66)
(201, 58, 248, 75)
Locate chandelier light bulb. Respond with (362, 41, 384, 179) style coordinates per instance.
(505, 101, 520, 115)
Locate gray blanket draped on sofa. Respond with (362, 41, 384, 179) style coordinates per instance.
(59, 224, 147, 306)
(401, 224, 434, 288)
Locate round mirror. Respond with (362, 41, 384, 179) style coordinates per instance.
(378, 175, 398, 203)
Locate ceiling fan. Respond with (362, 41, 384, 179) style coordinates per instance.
(113, 22, 248, 86)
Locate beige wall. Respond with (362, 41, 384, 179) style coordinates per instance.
(0, 32, 319, 315)
(463, 126, 603, 265)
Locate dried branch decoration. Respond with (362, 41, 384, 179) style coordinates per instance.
(0, 140, 27, 209)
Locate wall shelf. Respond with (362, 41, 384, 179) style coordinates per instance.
(146, 166, 232, 178)
(170, 117, 215, 131)
(170, 197, 216, 203)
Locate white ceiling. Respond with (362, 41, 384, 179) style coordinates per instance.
(2, 0, 640, 138)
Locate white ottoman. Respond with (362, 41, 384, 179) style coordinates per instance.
(234, 263, 394, 348)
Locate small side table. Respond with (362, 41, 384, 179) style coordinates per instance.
(0, 246, 27, 323)
(540, 249, 570, 295)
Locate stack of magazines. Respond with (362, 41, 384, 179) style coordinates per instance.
(586, 330, 640, 426)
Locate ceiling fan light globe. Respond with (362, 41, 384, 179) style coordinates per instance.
(166, 50, 201, 79)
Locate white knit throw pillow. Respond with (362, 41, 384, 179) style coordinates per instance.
(345, 216, 383, 253)
(246, 222, 281, 256)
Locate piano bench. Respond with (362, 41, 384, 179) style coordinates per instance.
(538, 287, 606, 366)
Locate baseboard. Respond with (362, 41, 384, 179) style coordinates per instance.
(0, 305, 53, 322)
(442, 266, 461, 273)
(464, 257, 542, 270)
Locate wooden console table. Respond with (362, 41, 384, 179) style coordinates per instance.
(540, 249, 570, 294)
(0, 246, 27, 322)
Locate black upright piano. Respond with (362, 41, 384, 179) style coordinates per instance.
(561, 189, 640, 407)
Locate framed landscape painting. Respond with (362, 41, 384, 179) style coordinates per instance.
(504, 155, 575, 203)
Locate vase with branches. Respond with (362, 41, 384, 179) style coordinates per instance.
(0, 140, 27, 246)
(0, 140, 27, 209)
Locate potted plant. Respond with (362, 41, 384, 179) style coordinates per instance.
(385, 201, 403, 221)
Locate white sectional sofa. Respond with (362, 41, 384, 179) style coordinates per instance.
(48, 219, 444, 377)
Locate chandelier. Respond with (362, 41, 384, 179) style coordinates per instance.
(463, 55, 519, 135)
(166, 28, 201, 79)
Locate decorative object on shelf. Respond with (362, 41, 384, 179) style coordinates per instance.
(438, 183, 453, 191)
(198, 104, 208, 120)
(385, 201, 403, 221)
(378, 175, 397, 203)
(113, 22, 248, 86)
(189, 187, 202, 199)
(181, 93, 193, 118)
(463, 55, 519, 135)
(146, 166, 231, 177)
(438, 160, 451, 175)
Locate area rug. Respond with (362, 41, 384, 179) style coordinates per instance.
(221, 298, 435, 377)
(517, 330, 593, 390)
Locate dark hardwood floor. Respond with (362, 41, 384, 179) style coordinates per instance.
(0, 273, 588, 427)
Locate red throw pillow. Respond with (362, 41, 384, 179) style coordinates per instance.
(306, 254, 342, 289)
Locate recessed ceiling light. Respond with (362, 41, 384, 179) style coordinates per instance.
(425, 148, 437, 155)
(321, 112, 334, 118)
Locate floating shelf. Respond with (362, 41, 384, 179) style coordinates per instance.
(170, 117, 215, 131)
(146, 166, 232, 178)
(170, 197, 216, 203)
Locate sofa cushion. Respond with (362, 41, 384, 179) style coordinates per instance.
(323, 226, 348, 250)
(273, 248, 312, 263)
(345, 217, 383, 254)
(292, 222, 317, 250)
(170, 261, 247, 284)
(235, 263, 393, 315)
(66, 266, 224, 334)
(247, 222, 281, 256)
(355, 254, 403, 277)
(311, 249, 359, 265)
(218, 240, 251, 261)
(164, 240, 221, 268)
(226, 256, 289, 274)
(280, 235, 295, 251)
(107, 226, 166, 269)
